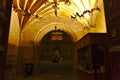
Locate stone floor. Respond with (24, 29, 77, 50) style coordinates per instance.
(15, 72, 78, 80)
(5, 61, 79, 80)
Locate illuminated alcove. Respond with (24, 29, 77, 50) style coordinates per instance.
(8, 0, 106, 47)
(6, 0, 107, 76)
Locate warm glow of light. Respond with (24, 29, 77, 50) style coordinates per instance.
(90, 0, 97, 8)
(59, 3, 73, 17)
(72, 0, 84, 12)
(37, 3, 53, 13)
(8, 8, 20, 46)
(10, 0, 106, 46)
(39, 7, 54, 16)
(82, 0, 91, 10)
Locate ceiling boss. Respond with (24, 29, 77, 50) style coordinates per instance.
(45, 0, 71, 16)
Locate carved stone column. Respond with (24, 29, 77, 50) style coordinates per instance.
(0, 4, 7, 80)
(0, 0, 12, 79)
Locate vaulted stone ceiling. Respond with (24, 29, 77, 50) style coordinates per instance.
(9, 0, 106, 46)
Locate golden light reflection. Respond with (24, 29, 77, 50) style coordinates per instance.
(73, 0, 85, 12)
(91, 0, 97, 8)
(9, 0, 106, 46)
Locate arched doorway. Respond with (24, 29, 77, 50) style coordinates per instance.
(37, 30, 74, 74)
